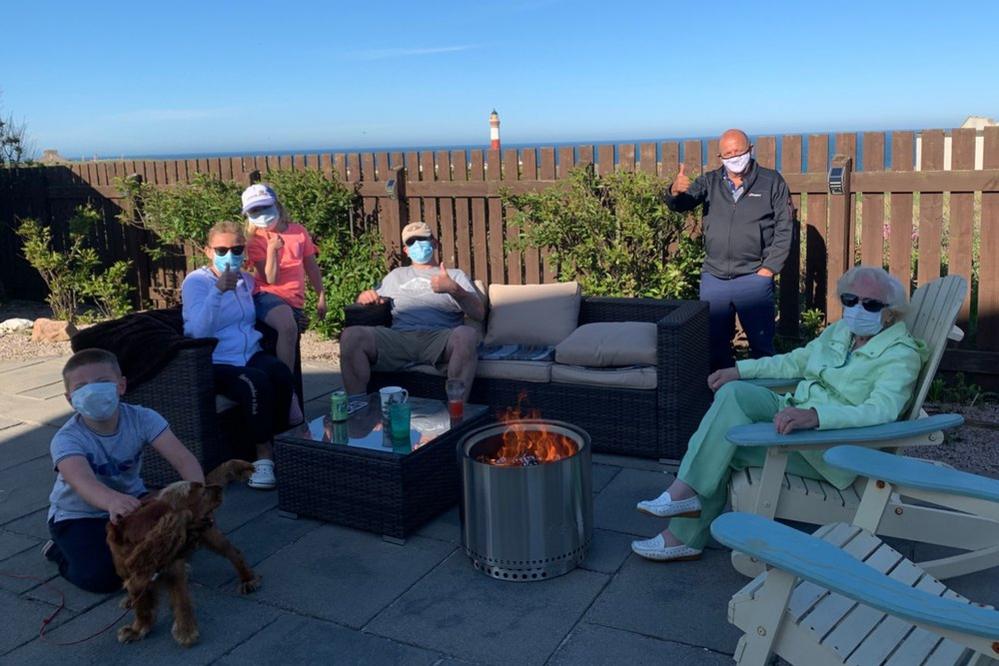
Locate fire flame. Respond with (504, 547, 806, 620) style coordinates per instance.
(481, 391, 578, 466)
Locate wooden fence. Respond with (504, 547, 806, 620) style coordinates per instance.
(2, 127, 998, 379)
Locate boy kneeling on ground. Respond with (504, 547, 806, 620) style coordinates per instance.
(42, 349, 205, 593)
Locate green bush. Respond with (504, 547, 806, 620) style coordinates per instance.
(118, 169, 385, 337)
(17, 204, 133, 323)
(502, 166, 703, 299)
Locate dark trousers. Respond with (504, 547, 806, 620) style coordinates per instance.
(213, 351, 295, 446)
(699, 272, 776, 371)
(48, 517, 121, 594)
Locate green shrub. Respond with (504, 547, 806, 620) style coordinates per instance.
(502, 166, 703, 299)
(17, 204, 132, 323)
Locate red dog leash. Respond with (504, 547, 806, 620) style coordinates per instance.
(0, 571, 130, 645)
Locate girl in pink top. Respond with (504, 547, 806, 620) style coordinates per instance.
(242, 184, 327, 425)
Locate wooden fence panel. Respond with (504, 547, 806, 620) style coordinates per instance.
(452, 150, 473, 278)
(661, 142, 679, 177)
(486, 149, 505, 285)
(980, 127, 999, 350)
(539, 147, 557, 281)
(436, 151, 456, 267)
(618, 143, 635, 172)
(503, 148, 522, 284)
(639, 142, 656, 175)
(860, 132, 885, 268)
(779, 135, 803, 337)
(756, 136, 776, 169)
(420, 151, 438, 249)
(889, 132, 915, 290)
(805, 134, 829, 312)
(950, 128, 976, 332)
(576, 144, 594, 168)
(597, 144, 614, 176)
(520, 149, 541, 283)
(558, 146, 574, 179)
(918, 130, 945, 284)
(683, 140, 701, 177)
(469, 150, 488, 283)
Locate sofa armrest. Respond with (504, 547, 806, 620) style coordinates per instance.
(579, 296, 682, 325)
(656, 300, 711, 459)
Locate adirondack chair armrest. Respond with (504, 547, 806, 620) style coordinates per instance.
(710, 512, 999, 640)
(726, 413, 964, 449)
(824, 444, 999, 504)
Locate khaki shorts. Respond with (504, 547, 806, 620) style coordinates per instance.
(372, 328, 454, 372)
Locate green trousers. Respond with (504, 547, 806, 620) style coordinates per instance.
(670, 381, 826, 550)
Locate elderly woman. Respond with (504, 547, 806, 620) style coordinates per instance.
(632, 266, 927, 561)
(181, 220, 296, 490)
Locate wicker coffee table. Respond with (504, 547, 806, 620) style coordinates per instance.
(274, 393, 488, 542)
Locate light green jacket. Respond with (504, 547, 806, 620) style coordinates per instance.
(736, 320, 928, 487)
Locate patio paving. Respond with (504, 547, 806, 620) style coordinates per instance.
(0, 353, 997, 663)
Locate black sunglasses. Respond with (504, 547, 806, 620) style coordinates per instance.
(405, 236, 431, 247)
(213, 245, 245, 256)
(840, 293, 888, 313)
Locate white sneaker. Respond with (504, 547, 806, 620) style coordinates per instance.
(248, 459, 276, 490)
(636, 490, 701, 518)
(631, 534, 702, 562)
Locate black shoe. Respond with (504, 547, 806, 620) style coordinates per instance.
(41, 539, 58, 562)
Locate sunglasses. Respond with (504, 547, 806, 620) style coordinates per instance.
(405, 237, 431, 247)
(840, 293, 888, 313)
(213, 246, 245, 256)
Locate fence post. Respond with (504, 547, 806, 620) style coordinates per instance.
(825, 155, 852, 322)
(122, 173, 152, 308)
(380, 165, 408, 259)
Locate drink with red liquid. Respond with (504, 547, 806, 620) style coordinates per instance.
(448, 399, 464, 421)
(446, 379, 465, 421)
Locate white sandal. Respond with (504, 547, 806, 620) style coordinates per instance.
(636, 490, 702, 518)
(631, 534, 702, 562)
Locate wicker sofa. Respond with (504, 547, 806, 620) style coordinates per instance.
(353, 294, 711, 461)
(71, 308, 303, 488)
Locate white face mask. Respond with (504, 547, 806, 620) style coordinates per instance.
(248, 206, 279, 229)
(722, 151, 752, 175)
(842, 304, 884, 337)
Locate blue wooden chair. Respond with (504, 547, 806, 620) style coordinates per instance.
(726, 275, 976, 577)
(712, 445, 999, 665)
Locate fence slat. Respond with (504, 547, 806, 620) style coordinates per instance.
(779, 135, 804, 338)
(805, 134, 829, 312)
(503, 148, 522, 284)
(782, 136, 803, 174)
(756, 136, 776, 169)
(889, 132, 915, 291)
(918, 130, 945, 284)
(576, 144, 594, 168)
(683, 140, 702, 176)
(436, 150, 456, 266)
(346, 154, 360, 183)
(333, 154, 347, 181)
(950, 128, 976, 332)
(539, 147, 556, 180)
(597, 144, 614, 176)
(376, 152, 389, 181)
(452, 150, 472, 278)
(661, 142, 679, 178)
(558, 146, 574, 179)
(520, 149, 541, 283)
(639, 142, 656, 175)
(486, 150, 505, 285)
(706, 139, 720, 171)
(469, 150, 488, 283)
(835, 133, 857, 164)
(294, 154, 307, 172)
(979, 127, 999, 350)
(618, 143, 635, 172)
(861, 132, 885, 268)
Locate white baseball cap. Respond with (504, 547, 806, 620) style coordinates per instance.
(241, 184, 277, 214)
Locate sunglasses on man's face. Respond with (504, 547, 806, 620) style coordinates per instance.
(405, 237, 431, 247)
(213, 245, 245, 256)
(840, 293, 887, 312)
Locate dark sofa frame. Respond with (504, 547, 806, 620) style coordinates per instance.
(362, 297, 711, 461)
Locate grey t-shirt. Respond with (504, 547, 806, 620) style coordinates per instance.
(376, 266, 476, 331)
(48, 403, 169, 523)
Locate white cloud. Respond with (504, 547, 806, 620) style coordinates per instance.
(344, 45, 477, 61)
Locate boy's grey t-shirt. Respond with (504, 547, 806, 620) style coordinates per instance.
(48, 403, 168, 523)
(376, 266, 476, 331)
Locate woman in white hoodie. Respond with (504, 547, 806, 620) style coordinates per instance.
(181, 220, 294, 490)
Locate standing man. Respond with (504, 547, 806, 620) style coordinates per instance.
(339, 221, 484, 401)
(665, 129, 793, 370)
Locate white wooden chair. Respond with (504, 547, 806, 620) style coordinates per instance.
(726, 275, 984, 577)
(712, 445, 999, 665)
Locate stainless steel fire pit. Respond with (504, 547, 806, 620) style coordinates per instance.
(458, 420, 592, 581)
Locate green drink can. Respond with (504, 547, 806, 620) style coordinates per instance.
(330, 391, 349, 422)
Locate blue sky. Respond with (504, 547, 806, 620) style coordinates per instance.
(3, 1, 996, 158)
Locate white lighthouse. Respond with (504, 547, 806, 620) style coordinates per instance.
(489, 109, 500, 152)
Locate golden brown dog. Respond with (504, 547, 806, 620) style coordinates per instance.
(106, 460, 260, 647)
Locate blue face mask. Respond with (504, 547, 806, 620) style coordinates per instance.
(408, 240, 434, 264)
(213, 251, 244, 274)
(842, 304, 884, 337)
(71, 382, 120, 421)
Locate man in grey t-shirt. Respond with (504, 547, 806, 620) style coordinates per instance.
(340, 221, 485, 400)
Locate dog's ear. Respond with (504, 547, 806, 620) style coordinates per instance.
(123, 508, 194, 576)
(119, 501, 172, 544)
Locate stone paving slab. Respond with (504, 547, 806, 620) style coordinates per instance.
(550, 621, 732, 665)
(366, 549, 610, 666)
(0, 422, 56, 472)
(0, 392, 73, 429)
(583, 548, 745, 655)
(415, 506, 461, 545)
(250, 523, 456, 628)
(216, 613, 442, 665)
(0, 528, 39, 561)
(0, 587, 78, 657)
(593, 467, 676, 538)
(0, 541, 59, 595)
(591, 462, 621, 494)
(211, 484, 279, 534)
(579, 528, 636, 575)
(2, 507, 51, 540)
(189, 508, 321, 590)
(5, 583, 281, 665)
(0, 456, 58, 526)
(301, 362, 343, 402)
(23, 569, 115, 614)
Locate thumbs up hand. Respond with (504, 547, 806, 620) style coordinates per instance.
(671, 163, 691, 195)
(430, 262, 458, 295)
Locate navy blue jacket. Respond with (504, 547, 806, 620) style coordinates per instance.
(664, 160, 793, 278)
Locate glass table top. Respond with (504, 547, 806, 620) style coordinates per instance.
(282, 393, 488, 456)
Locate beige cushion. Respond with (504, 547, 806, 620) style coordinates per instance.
(465, 280, 489, 338)
(484, 282, 581, 346)
(550, 364, 657, 390)
(555, 322, 657, 367)
(475, 360, 552, 383)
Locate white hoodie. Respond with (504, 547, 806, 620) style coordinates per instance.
(181, 267, 263, 366)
